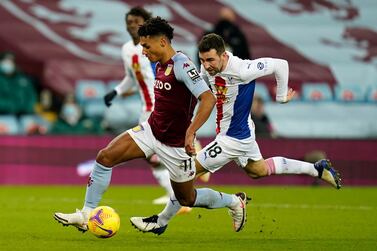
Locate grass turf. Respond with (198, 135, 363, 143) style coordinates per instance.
(0, 185, 376, 251)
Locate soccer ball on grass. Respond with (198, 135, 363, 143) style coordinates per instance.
(88, 206, 120, 238)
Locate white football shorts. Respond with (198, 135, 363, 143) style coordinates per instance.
(138, 111, 151, 124)
(127, 121, 195, 183)
(196, 134, 263, 173)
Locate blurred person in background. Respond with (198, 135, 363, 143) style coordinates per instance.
(196, 7, 250, 65)
(48, 94, 103, 135)
(0, 51, 38, 116)
(213, 7, 251, 59)
(35, 88, 60, 122)
(251, 94, 274, 138)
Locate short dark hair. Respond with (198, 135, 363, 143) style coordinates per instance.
(198, 33, 226, 55)
(125, 6, 152, 22)
(138, 16, 174, 41)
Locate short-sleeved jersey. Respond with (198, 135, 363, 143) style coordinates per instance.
(200, 52, 288, 140)
(115, 41, 155, 112)
(148, 52, 210, 147)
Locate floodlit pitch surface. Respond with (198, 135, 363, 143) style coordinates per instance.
(1, 186, 376, 251)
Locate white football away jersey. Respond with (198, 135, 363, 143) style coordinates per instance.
(200, 52, 288, 140)
(115, 41, 155, 112)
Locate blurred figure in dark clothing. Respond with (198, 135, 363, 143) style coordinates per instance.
(196, 7, 251, 66)
(251, 94, 273, 138)
(49, 94, 103, 135)
(0, 51, 38, 115)
(213, 7, 251, 59)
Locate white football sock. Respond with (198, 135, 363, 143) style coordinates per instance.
(157, 188, 238, 226)
(152, 166, 174, 196)
(266, 157, 318, 177)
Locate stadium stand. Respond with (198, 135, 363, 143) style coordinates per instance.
(302, 83, 333, 102)
(366, 85, 377, 102)
(75, 80, 107, 105)
(75, 80, 107, 118)
(334, 84, 366, 102)
(0, 115, 19, 135)
(19, 115, 50, 135)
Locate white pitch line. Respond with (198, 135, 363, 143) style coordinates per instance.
(20, 197, 375, 211)
(254, 203, 374, 211)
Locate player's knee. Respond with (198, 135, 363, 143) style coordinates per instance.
(96, 148, 116, 167)
(176, 195, 195, 207)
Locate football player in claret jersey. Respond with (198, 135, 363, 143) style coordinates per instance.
(131, 33, 342, 233)
(54, 17, 250, 234)
(77, 7, 173, 205)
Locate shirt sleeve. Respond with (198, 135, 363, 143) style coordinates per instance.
(174, 58, 210, 99)
(239, 57, 289, 102)
(115, 49, 134, 94)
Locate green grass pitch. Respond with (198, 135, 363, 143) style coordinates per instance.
(1, 185, 376, 251)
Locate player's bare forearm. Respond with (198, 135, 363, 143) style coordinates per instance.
(185, 90, 216, 155)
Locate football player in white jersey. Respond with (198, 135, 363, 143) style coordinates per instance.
(130, 33, 341, 234)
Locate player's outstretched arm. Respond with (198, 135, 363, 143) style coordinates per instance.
(185, 90, 216, 156)
(239, 57, 290, 103)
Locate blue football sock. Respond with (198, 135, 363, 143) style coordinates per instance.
(83, 162, 112, 210)
(194, 188, 236, 209)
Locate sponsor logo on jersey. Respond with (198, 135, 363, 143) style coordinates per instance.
(183, 63, 190, 68)
(165, 64, 173, 76)
(214, 78, 229, 104)
(187, 68, 200, 81)
(154, 79, 172, 90)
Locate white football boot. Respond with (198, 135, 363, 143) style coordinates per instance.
(228, 192, 251, 232)
(130, 215, 167, 235)
(54, 209, 89, 232)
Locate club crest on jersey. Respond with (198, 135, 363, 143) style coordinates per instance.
(165, 64, 173, 76)
(132, 124, 144, 132)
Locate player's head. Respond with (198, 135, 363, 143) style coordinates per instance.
(125, 7, 152, 42)
(138, 17, 174, 62)
(198, 33, 227, 76)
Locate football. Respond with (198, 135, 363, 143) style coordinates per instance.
(87, 206, 120, 238)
